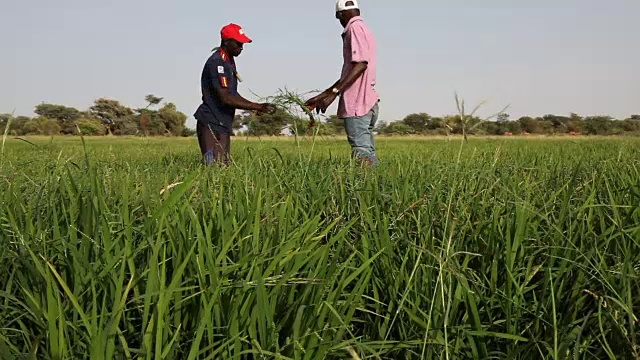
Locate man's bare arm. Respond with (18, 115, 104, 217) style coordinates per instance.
(312, 62, 368, 113)
(213, 87, 274, 113)
(305, 62, 368, 111)
(334, 62, 367, 93)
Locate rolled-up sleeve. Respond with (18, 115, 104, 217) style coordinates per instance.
(348, 23, 371, 63)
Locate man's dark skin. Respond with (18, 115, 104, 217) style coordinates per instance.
(214, 39, 276, 115)
(304, 7, 368, 114)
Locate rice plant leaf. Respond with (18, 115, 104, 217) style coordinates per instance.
(45, 260, 91, 332)
(466, 331, 528, 342)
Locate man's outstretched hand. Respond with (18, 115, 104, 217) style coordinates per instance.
(256, 103, 277, 115)
(316, 93, 338, 114)
(305, 91, 337, 114)
(304, 92, 328, 112)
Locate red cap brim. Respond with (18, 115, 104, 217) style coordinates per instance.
(224, 34, 252, 43)
(236, 34, 252, 43)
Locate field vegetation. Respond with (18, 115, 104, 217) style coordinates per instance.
(1, 135, 639, 359)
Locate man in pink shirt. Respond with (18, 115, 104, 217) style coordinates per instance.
(305, 0, 380, 166)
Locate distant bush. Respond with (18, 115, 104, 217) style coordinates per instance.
(22, 117, 61, 135)
(74, 118, 107, 136)
(181, 127, 196, 137)
(380, 122, 415, 135)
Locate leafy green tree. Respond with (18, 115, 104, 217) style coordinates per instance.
(491, 112, 512, 135)
(34, 103, 82, 134)
(138, 112, 152, 136)
(135, 110, 161, 136)
(497, 113, 510, 123)
(135, 95, 167, 136)
(506, 121, 522, 134)
(566, 113, 584, 133)
(247, 109, 295, 136)
(443, 115, 483, 136)
(480, 121, 500, 135)
(34, 103, 81, 122)
(541, 114, 571, 134)
(374, 122, 388, 133)
(7, 116, 31, 135)
(181, 127, 196, 137)
(402, 113, 431, 134)
(518, 116, 541, 134)
(620, 118, 640, 133)
(157, 103, 187, 136)
(426, 117, 445, 132)
(0, 114, 11, 132)
(74, 118, 107, 136)
(145, 94, 164, 108)
(583, 116, 614, 135)
(89, 98, 135, 135)
(148, 116, 168, 135)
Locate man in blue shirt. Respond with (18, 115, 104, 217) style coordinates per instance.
(195, 23, 275, 165)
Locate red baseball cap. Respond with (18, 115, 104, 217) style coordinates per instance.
(220, 23, 252, 43)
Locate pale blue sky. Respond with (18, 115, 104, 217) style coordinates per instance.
(1, 0, 638, 127)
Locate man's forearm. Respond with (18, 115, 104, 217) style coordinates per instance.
(334, 63, 367, 93)
(221, 93, 262, 111)
(320, 63, 367, 96)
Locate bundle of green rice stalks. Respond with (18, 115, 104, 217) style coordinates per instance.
(261, 88, 322, 130)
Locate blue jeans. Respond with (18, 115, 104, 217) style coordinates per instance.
(343, 102, 379, 166)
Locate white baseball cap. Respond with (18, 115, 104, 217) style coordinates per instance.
(336, 0, 359, 12)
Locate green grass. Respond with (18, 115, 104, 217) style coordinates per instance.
(1, 136, 639, 359)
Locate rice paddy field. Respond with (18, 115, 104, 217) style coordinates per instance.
(0, 135, 639, 359)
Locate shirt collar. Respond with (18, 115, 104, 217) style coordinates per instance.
(342, 16, 362, 34)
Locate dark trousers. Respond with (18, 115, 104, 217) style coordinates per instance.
(196, 122, 231, 165)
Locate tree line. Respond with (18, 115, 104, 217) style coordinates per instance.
(376, 112, 640, 136)
(0, 95, 191, 137)
(236, 111, 640, 137)
(2, 97, 639, 137)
